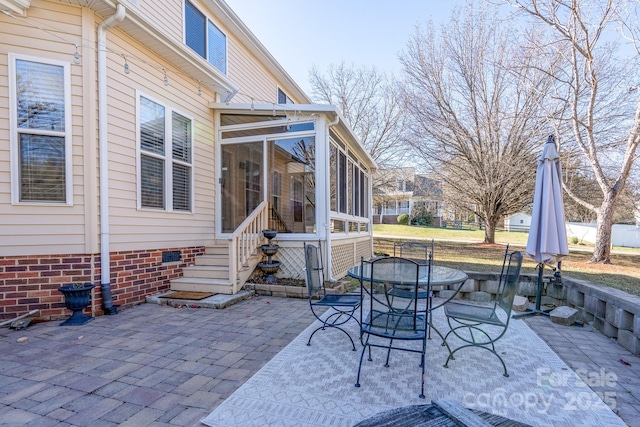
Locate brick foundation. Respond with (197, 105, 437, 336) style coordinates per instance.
(0, 246, 204, 321)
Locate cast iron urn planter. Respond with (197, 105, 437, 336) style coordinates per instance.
(58, 283, 95, 326)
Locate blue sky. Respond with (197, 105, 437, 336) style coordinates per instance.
(224, 0, 457, 95)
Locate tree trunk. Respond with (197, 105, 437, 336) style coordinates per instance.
(484, 219, 497, 244)
(591, 201, 615, 264)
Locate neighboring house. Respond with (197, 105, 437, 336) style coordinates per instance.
(504, 213, 532, 232)
(0, 0, 375, 321)
(372, 168, 442, 224)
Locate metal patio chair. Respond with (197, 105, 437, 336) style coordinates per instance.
(355, 256, 430, 398)
(442, 248, 523, 377)
(304, 242, 361, 351)
(393, 240, 433, 264)
(392, 240, 434, 337)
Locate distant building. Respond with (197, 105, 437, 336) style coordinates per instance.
(372, 168, 442, 224)
(504, 213, 532, 232)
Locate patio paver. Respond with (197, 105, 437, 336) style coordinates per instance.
(0, 295, 637, 426)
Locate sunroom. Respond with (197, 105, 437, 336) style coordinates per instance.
(210, 103, 376, 282)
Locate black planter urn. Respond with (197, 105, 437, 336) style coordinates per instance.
(58, 283, 95, 326)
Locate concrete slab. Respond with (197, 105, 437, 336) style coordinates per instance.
(550, 305, 580, 326)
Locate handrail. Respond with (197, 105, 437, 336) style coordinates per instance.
(227, 201, 269, 291)
(269, 203, 291, 233)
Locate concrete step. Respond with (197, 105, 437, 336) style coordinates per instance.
(147, 289, 254, 309)
(170, 277, 234, 294)
(182, 265, 229, 279)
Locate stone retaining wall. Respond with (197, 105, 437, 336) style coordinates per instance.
(443, 271, 640, 356)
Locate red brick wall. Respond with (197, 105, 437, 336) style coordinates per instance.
(0, 246, 204, 321)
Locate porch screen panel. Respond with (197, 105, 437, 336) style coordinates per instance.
(268, 136, 315, 233)
(347, 160, 353, 215)
(338, 151, 346, 213)
(362, 172, 368, 217)
(220, 141, 263, 233)
(330, 144, 337, 211)
(353, 165, 360, 217)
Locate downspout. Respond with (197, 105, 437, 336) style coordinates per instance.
(325, 114, 340, 281)
(97, 4, 126, 315)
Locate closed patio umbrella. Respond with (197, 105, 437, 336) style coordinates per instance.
(518, 135, 569, 317)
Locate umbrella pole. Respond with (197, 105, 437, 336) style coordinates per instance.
(513, 263, 552, 318)
(535, 263, 544, 311)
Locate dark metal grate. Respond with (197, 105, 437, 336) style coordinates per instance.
(162, 250, 181, 263)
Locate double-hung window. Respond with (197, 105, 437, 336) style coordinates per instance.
(138, 94, 194, 212)
(185, 0, 227, 74)
(9, 54, 72, 204)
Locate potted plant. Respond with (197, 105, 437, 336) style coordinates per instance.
(58, 283, 95, 326)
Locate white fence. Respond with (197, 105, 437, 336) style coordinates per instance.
(566, 222, 640, 248)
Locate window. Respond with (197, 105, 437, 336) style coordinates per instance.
(9, 55, 71, 204)
(185, 0, 227, 74)
(138, 94, 193, 211)
(277, 88, 294, 104)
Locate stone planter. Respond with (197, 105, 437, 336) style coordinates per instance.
(58, 283, 94, 326)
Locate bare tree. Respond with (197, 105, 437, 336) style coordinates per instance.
(309, 62, 408, 169)
(399, 4, 550, 243)
(504, 0, 640, 263)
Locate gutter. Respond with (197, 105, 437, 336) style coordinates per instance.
(324, 113, 340, 281)
(97, 3, 125, 315)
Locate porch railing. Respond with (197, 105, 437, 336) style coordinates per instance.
(228, 201, 268, 291)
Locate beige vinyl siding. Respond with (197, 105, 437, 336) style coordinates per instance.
(0, 1, 88, 257)
(136, 0, 183, 42)
(104, 28, 218, 252)
(227, 38, 280, 104)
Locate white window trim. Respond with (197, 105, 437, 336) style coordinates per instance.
(183, 0, 228, 74)
(136, 91, 195, 213)
(8, 53, 73, 205)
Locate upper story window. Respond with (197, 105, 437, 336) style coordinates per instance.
(8, 54, 72, 204)
(138, 94, 194, 212)
(185, 0, 227, 74)
(277, 88, 294, 104)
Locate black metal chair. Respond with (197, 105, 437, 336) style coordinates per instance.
(442, 249, 523, 377)
(393, 240, 433, 263)
(355, 256, 430, 399)
(392, 240, 434, 337)
(304, 242, 361, 351)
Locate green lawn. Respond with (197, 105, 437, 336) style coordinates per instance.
(373, 224, 529, 245)
(372, 224, 640, 296)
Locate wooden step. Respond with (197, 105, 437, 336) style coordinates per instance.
(195, 254, 229, 267)
(182, 265, 229, 280)
(204, 245, 229, 255)
(170, 277, 234, 295)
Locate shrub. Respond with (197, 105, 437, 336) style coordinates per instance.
(411, 207, 434, 226)
(569, 236, 579, 245)
(397, 213, 410, 225)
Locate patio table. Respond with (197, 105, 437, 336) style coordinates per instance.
(347, 260, 468, 291)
